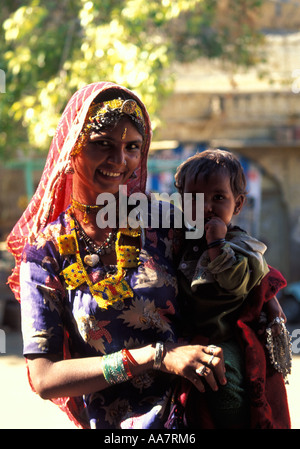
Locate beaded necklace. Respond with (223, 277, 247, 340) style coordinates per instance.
(58, 216, 141, 309)
(72, 215, 118, 267)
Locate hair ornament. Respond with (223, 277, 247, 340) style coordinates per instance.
(91, 98, 145, 129)
(71, 98, 145, 156)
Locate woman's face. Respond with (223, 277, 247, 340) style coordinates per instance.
(72, 117, 143, 199)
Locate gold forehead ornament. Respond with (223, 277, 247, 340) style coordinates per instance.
(71, 98, 145, 157)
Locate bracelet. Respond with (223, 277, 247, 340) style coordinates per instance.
(102, 351, 130, 385)
(207, 238, 226, 249)
(123, 348, 138, 366)
(121, 349, 133, 378)
(121, 349, 138, 379)
(153, 341, 164, 370)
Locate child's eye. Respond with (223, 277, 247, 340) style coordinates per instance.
(214, 194, 224, 200)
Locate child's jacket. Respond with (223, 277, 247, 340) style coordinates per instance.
(178, 226, 269, 342)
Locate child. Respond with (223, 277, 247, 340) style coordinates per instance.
(174, 148, 286, 428)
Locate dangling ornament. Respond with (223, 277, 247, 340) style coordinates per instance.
(84, 254, 100, 267)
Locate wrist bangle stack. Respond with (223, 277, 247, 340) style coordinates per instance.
(153, 341, 164, 370)
(102, 349, 138, 385)
(207, 238, 226, 249)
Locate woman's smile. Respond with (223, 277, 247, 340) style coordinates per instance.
(97, 168, 124, 178)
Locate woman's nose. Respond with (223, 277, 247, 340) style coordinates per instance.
(108, 146, 126, 166)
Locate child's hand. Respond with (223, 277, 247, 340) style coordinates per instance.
(205, 217, 227, 244)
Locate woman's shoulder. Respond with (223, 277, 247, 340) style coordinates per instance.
(23, 210, 71, 261)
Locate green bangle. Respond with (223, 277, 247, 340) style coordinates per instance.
(102, 351, 130, 385)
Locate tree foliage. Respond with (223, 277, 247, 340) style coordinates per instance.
(0, 0, 263, 160)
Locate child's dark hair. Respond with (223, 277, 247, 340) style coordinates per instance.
(174, 148, 247, 197)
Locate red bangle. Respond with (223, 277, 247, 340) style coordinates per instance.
(123, 348, 138, 366)
(121, 349, 138, 379)
(121, 349, 133, 378)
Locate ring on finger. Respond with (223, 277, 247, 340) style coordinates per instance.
(208, 355, 215, 366)
(196, 366, 207, 377)
(207, 345, 217, 355)
(268, 316, 284, 327)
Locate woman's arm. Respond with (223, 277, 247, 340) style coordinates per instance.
(27, 342, 226, 400)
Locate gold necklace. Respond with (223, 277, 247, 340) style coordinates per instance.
(71, 197, 102, 224)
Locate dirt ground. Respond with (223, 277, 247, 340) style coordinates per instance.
(0, 330, 299, 429)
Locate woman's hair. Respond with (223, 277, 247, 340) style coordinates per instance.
(174, 148, 247, 197)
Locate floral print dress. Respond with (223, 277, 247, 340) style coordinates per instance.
(20, 206, 181, 429)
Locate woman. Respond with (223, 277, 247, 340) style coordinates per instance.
(6, 82, 226, 429)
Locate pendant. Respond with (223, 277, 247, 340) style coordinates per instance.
(84, 254, 100, 267)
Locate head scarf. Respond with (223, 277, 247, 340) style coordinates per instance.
(6, 82, 152, 301)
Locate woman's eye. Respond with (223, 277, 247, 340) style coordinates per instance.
(127, 143, 141, 151)
(93, 140, 110, 148)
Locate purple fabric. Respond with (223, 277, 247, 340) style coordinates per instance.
(20, 208, 180, 429)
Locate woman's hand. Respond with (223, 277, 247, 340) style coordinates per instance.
(257, 296, 287, 337)
(260, 296, 287, 337)
(161, 343, 227, 393)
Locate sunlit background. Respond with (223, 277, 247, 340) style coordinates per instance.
(0, 0, 300, 428)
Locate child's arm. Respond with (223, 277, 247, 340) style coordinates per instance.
(205, 217, 227, 261)
(204, 217, 268, 297)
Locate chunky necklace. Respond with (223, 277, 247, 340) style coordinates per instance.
(58, 216, 141, 309)
(72, 215, 118, 267)
(71, 197, 103, 224)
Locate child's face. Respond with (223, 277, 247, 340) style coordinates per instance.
(183, 170, 244, 227)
